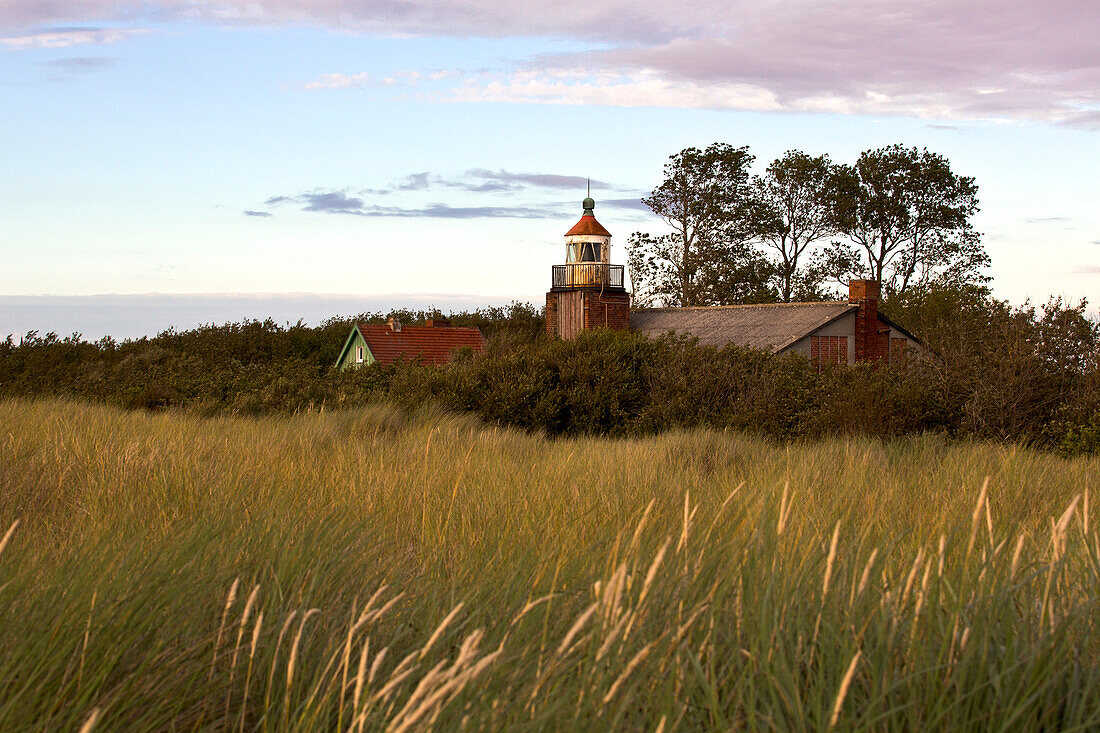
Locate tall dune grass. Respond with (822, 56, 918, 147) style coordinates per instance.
(1, 398, 1099, 730)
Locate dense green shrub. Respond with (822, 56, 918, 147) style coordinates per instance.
(885, 286, 1099, 449)
(1, 291, 1096, 452)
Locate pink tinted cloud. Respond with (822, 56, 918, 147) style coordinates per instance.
(1, 0, 708, 41)
(553, 0, 1100, 124)
(4, 0, 1098, 125)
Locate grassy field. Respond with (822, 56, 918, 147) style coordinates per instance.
(1, 398, 1099, 731)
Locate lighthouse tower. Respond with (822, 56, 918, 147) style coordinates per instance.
(545, 196, 631, 339)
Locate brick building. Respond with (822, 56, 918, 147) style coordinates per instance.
(544, 197, 631, 340)
(631, 279, 921, 367)
(545, 198, 920, 368)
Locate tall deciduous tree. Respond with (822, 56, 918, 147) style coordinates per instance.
(752, 151, 840, 301)
(829, 145, 984, 294)
(628, 143, 773, 306)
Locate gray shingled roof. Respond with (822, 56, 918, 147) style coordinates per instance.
(630, 302, 857, 352)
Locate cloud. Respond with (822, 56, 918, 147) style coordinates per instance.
(444, 69, 785, 113)
(339, 169, 633, 196)
(395, 172, 430, 191)
(2, 27, 151, 48)
(1092, 240, 1100, 245)
(415, 169, 629, 194)
(599, 197, 648, 212)
(1075, 266, 1100, 274)
(404, 204, 547, 219)
(243, 210, 272, 217)
(1025, 216, 1072, 223)
(1061, 110, 1100, 130)
(42, 56, 115, 72)
(7, 2, 1098, 125)
(444, 58, 1100, 125)
(264, 189, 552, 218)
(464, 169, 612, 190)
(304, 71, 371, 90)
(253, 168, 646, 220)
(298, 68, 462, 91)
(443, 180, 518, 193)
(301, 191, 366, 214)
(546, 2, 1100, 125)
(0, 1, 686, 44)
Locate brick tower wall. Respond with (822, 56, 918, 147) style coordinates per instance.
(545, 289, 631, 339)
(545, 292, 560, 339)
(583, 290, 631, 331)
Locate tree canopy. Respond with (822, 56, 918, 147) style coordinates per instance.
(827, 145, 985, 294)
(752, 150, 842, 302)
(627, 142, 987, 305)
(627, 143, 775, 307)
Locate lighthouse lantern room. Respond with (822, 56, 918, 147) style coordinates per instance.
(545, 197, 631, 339)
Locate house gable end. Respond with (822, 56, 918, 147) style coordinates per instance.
(335, 327, 374, 370)
(783, 311, 857, 364)
(773, 305, 858, 352)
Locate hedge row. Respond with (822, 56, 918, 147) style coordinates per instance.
(1, 291, 1097, 454)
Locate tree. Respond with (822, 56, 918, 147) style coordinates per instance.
(628, 143, 774, 307)
(830, 145, 984, 295)
(885, 285, 1099, 441)
(751, 151, 841, 301)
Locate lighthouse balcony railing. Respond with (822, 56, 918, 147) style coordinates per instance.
(552, 264, 625, 289)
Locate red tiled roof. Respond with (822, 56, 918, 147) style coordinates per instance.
(565, 214, 611, 237)
(356, 324, 487, 366)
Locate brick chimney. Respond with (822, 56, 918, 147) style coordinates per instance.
(426, 318, 450, 328)
(849, 279, 879, 363)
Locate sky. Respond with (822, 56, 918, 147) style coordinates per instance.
(2, 0, 1097, 339)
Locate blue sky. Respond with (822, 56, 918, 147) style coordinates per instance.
(2, 2, 1097, 338)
